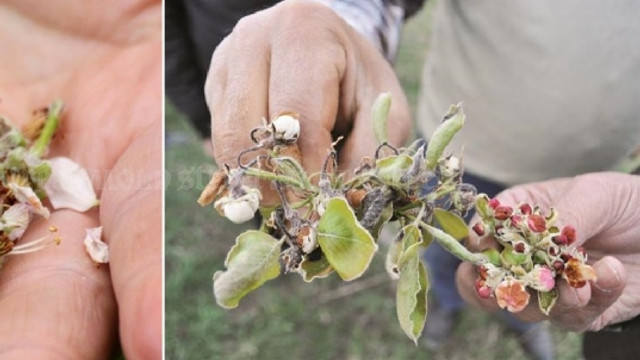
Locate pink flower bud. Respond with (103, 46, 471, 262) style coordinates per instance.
(488, 198, 500, 209)
(472, 222, 485, 236)
(552, 235, 569, 246)
(494, 206, 513, 221)
(510, 214, 523, 227)
(552, 260, 564, 273)
(527, 214, 546, 233)
(527, 266, 555, 292)
(475, 278, 493, 299)
(562, 225, 577, 245)
(495, 278, 530, 313)
(519, 203, 532, 215)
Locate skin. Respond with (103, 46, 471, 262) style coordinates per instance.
(456, 172, 640, 331)
(205, 0, 411, 204)
(0, 1, 161, 359)
(208, 0, 640, 335)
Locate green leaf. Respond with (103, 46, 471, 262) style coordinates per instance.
(213, 230, 284, 309)
(419, 227, 434, 248)
(433, 208, 468, 240)
(401, 224, 422, 252)
(501, 246, 527, 266)
(482, 248, 502, 266)
(538, 288, 559, 316)
(317, 197, 378, 281)
(298, 255, 334, 282)
(396, 242, 429, 343)
(372, 92, 392, 144)
(376, 154, 413, 185)
(388, 224, 423, 278)
(425, 103, 465, 169)
(475, 193, 492, 220)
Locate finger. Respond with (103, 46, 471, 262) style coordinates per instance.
(101, 126, 162, 360)
(267, 2, 346, 173)
(0, 210, 117, 359)
(583, 256, 626, 331)
(205, 15, 269, 168)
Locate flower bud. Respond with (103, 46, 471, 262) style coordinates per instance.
(493, 206, 513, 220)
(526, 266, 555, 292)
(561, 225, 577, 245)
(488, 198, 500, 209)
(271, 114, 300, 143)
(519, 203, 532, 215)
(472, 222, 485, 236)
(527, 214, 546, 233)
(214, 187, 261, 224)
(475, 278, 492, 299)
(552, 235, 569, 246)
(563, 258, 596, 288)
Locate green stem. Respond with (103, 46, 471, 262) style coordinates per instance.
(245, 167, 306, 189)
(32, 100, 63, 157)
(421, 222, 486, 264)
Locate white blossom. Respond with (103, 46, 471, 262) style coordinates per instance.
(214, 187, 261, 224)
(44, 157, 99, 212)
(271, 114, 300, 142)
(439, 156, 461, 178)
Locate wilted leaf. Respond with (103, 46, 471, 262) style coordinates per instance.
(370, 203, 394, 240)
(372, 92, 392, 144)
(376, 154, 413, 185)
(425, 103, 465, 169)
(396, 242, 429, 343)
(298, 255, 334, 282)
(213, 230, 284, 308)
(386, 234, 403, 279)
(317, 197, 378, 281)
(433, 209, 468, 240)
(538, 288, 559, 316)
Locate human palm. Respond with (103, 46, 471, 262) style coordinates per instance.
(457, 172, 640, 331)
(0, 1, 161, 359)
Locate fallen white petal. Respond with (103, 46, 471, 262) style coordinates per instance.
(44, 157, 99, 212)
(84, 226, 109, 263)
(2, 203, 32, 240)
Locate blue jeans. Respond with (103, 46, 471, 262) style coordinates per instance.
(422, 172, 535, 333)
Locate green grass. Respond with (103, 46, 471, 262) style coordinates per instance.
(165, 4, 582, 359)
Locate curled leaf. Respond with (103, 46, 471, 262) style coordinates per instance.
(44, 157, 98, 212)
(396, 242, 429, 343)
(316, 197, 378, 281)
(298, 255, 333, 282)
(213, 230, 284, 308)
(372, 92, 392, 145)
(425, 103, 465, 169)
(376, 154, 413, 185)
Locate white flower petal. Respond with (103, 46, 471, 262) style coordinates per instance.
(7, 182, 50, 218)
(214, 187, 261, 224)
(2, 203, 32, 240)
(44, 157, 99, 212)
(83, 226, 109, 263)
